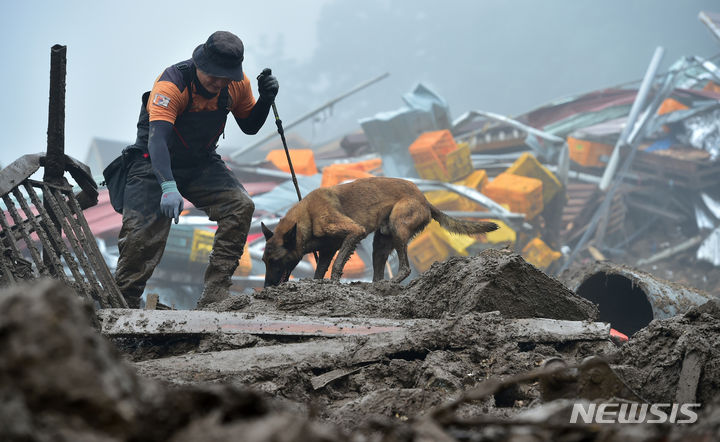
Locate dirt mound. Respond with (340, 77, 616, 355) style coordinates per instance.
(230, 250, 598, 322)
(614, 299, 720, 404)
(0, 279, 340, 442)
(404, 249, 598, 320)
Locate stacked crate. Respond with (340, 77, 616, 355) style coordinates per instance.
(408, 130, 472, 182)
(482, 172, 544, 220)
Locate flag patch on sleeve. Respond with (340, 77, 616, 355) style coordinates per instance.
(152, 93, 171, 108)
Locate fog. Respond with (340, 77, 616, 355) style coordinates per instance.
(1, 0, 718, 168)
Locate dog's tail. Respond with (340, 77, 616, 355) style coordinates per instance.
(429, 204, 500, 235)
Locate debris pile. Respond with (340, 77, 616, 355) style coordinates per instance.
(613, 299, 720, 405)
(0, 279, 341, 442)
(5, 267, 720, 440)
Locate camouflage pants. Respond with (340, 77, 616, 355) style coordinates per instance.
(114, 153, 254, 308)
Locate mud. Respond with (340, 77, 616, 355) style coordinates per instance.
(3, 252, 720, 440)
(612, 299, 720, 404)
(0, 279, 340, 442)
(231, 249, 597, 322)
(403, 250, 597, 320)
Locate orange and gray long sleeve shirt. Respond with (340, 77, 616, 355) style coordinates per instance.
(130, 59, 259, 183)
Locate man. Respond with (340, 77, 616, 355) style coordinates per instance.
(114, 31, 278, 308)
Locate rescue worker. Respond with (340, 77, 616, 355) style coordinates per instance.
(114, 31, 278, 308)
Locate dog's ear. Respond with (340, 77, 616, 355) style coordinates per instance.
(283, 223, 297, 248)
(261, 222, 274, 240)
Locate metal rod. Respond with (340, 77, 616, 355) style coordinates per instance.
(558, 47, 671, 274)
(11, 188, 50, 275)
(599, 46, 664, 192)
(272, 103, 304, 202)
(0, 201, 24, 258)
(40, 185, 97, 304)
(2, 195, 47, 276)
(25, 182, 84, 287)
(230, 72, 390, 160)
(48, 187, 107, 305)
(64, 187, 127, 307)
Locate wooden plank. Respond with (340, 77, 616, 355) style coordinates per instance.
(98, 310, 411, 337)
(135, 318, 611, 383)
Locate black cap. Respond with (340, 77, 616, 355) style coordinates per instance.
(192, 31, 244, 81)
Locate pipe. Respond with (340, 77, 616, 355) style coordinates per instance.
(562, 261, 713, 336)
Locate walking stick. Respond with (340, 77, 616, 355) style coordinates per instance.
(258, 68, 319, 263)
(258, 68, 303, 202)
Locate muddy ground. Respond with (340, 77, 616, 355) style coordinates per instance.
(216, 249, 598, 321)
(2, 248, 720, 441)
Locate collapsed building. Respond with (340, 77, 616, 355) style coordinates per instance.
(2, 11, 720, 442)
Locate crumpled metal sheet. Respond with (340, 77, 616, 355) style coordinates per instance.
(702, 192, 720, 218)
(679, 108, 720, 160)
(697, 226, 720, 267)
(695, 203, 717, 230)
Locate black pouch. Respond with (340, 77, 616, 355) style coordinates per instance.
(103, 147, 140, 214)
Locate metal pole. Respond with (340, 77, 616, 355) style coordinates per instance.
(558, 47, 670, 274)
(230, 72, 390, 161)
(271, 102, 303, 202)
(599, 46, 664, 192)
(259, 69, 319, 263)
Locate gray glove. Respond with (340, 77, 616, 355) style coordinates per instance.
(257, 69, 279, 101)
(160, 180, 184, 224)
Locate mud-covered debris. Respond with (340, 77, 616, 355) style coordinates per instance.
(0, 279, 152, 441)
(232, 250, 597, 322)
(246, 279, 410, 318)
(200, 293, 252, 312)
(405, 249, 598, 320)
(613, 299, 720, 404)
(0, 279, 341, 441)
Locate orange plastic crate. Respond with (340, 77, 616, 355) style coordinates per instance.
(408, 130, 457, 165)
(311, 251, 366, 278)
(482, 172, 544, 220)
(266, 149, 318, 176)
(458, 169, 488, 192)
(566, 137, 613, 168)
(414, 142, 473, 182)
(321, 164, 375, 187)
(521, 237, 562, 270)
(409, 228, 451, 273)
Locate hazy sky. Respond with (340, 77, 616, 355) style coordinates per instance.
(0, 0, 330, 167)
(1, 0, 718, 169)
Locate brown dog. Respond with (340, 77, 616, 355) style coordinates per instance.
(261, 177, 498, 286)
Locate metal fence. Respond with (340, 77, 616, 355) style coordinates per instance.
(0, 153, 126, 308)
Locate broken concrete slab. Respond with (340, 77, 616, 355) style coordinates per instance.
(98, 309, 412, 337)
(507, 317, 610, 342)
(99, 309, 610, 342)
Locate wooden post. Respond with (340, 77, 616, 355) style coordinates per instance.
(44, 44, 67, 184)
(43, 45, 67, 274)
